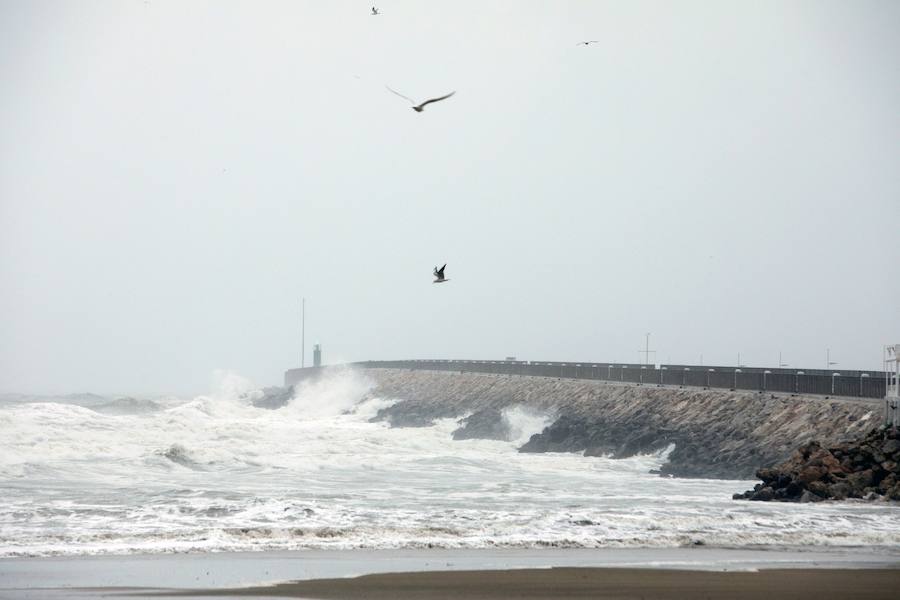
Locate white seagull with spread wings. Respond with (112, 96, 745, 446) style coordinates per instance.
(386, 86, 456, 112)
(433, 264, 449, 284)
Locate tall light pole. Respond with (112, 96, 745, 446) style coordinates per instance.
(638, 333, 656, 367)
(779, 351, 788, 367)
(301, 297, 306, 368)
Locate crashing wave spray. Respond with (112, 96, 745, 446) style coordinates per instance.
(285, 367, 375, 418)
(502, 405, 556, 447)
(3, 370, 900, 557)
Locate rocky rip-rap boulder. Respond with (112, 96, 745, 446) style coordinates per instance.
(734, 428, 900, 502)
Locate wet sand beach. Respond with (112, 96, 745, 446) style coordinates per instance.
(4, 548, 900, 600)
(172, 567, 900, 600)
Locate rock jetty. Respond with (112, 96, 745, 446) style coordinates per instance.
(734, 427, 900, 502)
(265, 368, 885, 481)
(362, 368, 881, 479)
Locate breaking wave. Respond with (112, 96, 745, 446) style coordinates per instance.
(1, 368, 899, 557)
(91, 397, 166, 415)
(501, 405, 556, 446)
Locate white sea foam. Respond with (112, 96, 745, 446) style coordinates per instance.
(1, 369, 899, 557)
(501, 405, 555, 446)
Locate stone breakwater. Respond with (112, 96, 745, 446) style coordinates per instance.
(362, 368, 881, 479)
(733, 427, 900, 501)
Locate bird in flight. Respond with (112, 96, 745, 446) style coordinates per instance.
(371, 6, 379, 15)
(433, 264, 449, 284)
(386, 86, 456, 112)
(577, 40, 600, 46)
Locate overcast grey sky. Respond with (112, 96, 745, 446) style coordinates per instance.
(1, 1, 898, 395)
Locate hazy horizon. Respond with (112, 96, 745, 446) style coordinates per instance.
(2, 1, 898, 396)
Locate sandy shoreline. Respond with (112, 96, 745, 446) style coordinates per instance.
(164, 567, 900, 599)
(3, 547, 900, 599)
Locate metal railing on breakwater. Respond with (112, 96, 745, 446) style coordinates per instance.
(297, 359, 892, 400)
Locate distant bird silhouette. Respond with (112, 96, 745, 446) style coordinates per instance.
(433, 264, 449, 284)
(577, 40, 600, 46)
(386, 86, 455, 112)
(371, 6, 379, 15)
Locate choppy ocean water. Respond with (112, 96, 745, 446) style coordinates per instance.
(2, 370, 899, 557)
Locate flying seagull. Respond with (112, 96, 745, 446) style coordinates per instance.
(371, 6, 379, 15)
(577, 40, 600, 46)
(386, 86, 456, 112)
(433, 264, 449, 284)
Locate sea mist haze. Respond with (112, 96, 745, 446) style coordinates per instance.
(2, 4, 899, 597)
(2, 370, 898, 558)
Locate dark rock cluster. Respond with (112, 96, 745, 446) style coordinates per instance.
(370, 399, 459, 427)
(519, 415, 682, 459)
(518, 415, 766, 479)
(451, 408, 510, 441)
(734, 428, 900, 502)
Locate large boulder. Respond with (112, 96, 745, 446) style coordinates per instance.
(452, 408, 510, 441)
(749, 487, 775, 501)
(847, 469, 874, 493)
(799, 490, 824, 503)
(882, 438, 900, 456)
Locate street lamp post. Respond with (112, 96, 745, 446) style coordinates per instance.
(639, 333, 656, 367)
(301, 297, 306, 368)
